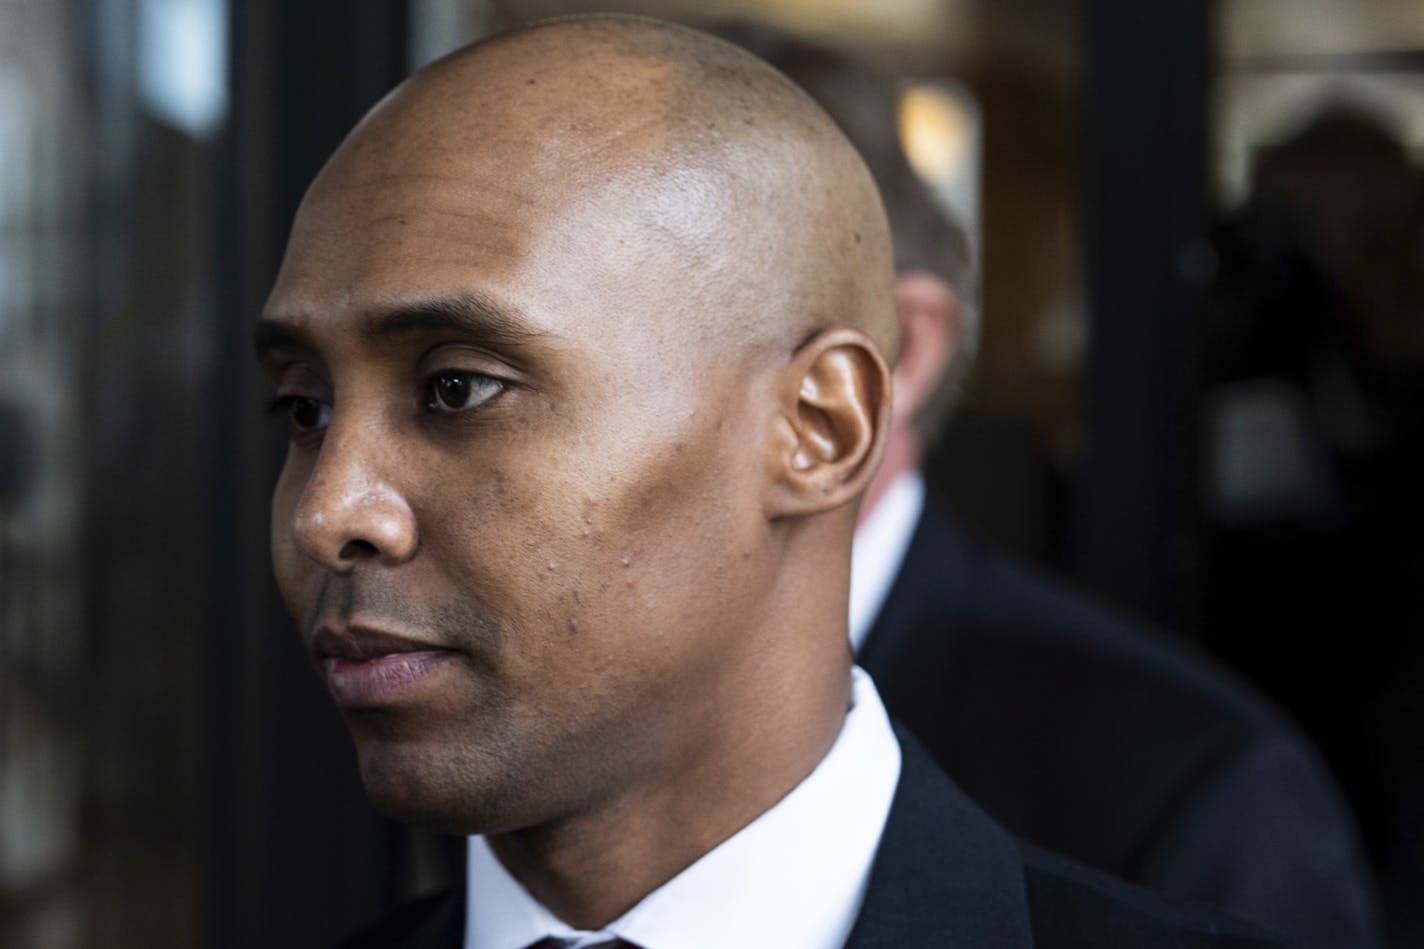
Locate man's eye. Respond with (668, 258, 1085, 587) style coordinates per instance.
(426, 371, 504, 413)
(266, 395, 331, 432)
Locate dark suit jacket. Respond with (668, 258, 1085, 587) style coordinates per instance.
(858, 501, 1379, 949)
(337, 731, 1288, 948)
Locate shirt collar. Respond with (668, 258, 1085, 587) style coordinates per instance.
(464, 667, 902, 949)
(849, 471, 925, 652)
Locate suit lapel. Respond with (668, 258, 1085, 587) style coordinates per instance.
(843, 728, 1036, 949)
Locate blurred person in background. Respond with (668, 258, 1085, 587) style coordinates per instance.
(712, 21, 1384, 949)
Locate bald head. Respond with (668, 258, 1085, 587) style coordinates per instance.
(296, 14, 898, 361)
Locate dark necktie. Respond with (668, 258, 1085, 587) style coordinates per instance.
(522, 939, 641, 949)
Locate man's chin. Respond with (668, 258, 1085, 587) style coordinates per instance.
(367, 798, 486, 837)
(351, 737, 534, 836)
(352, 743, 477, 832)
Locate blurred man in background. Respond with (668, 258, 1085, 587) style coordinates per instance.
(713, 21, 1384, 949)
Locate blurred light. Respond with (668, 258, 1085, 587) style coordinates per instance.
(898, 84, 970, 186)
(138, 0, 228, 138)
(896, 79, 981, 238)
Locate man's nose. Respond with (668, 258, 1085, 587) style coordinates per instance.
(290, 429, 418, 572)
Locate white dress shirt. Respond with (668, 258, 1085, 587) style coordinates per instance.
(463, 667, 902, 949)
(849, 472, 925, 653)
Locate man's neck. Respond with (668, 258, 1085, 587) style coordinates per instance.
(484, 646, 854, 929)
(466, 669, 903, 949)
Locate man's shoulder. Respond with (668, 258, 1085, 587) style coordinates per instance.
(861, 504, 1377, 947)
(845, 729, 1290, 949)
(1017, 842, 1287, 949)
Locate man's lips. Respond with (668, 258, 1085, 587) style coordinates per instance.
(311, 625, 459, 709)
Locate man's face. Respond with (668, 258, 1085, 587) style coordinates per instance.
(258, 96, 782, 833)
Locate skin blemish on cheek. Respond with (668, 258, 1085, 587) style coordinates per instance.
(567, 616, 579, 634)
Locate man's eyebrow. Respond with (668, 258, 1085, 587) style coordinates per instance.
(363, 293, 543, 347)
(253, 292, 544, 362)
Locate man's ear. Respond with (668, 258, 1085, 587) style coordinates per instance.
(765, 327, 892, 518)
(891, 271, 958, 425)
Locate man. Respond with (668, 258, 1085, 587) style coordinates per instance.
(711, 24, 1382, 949)
(257, 15, 1286, 947)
